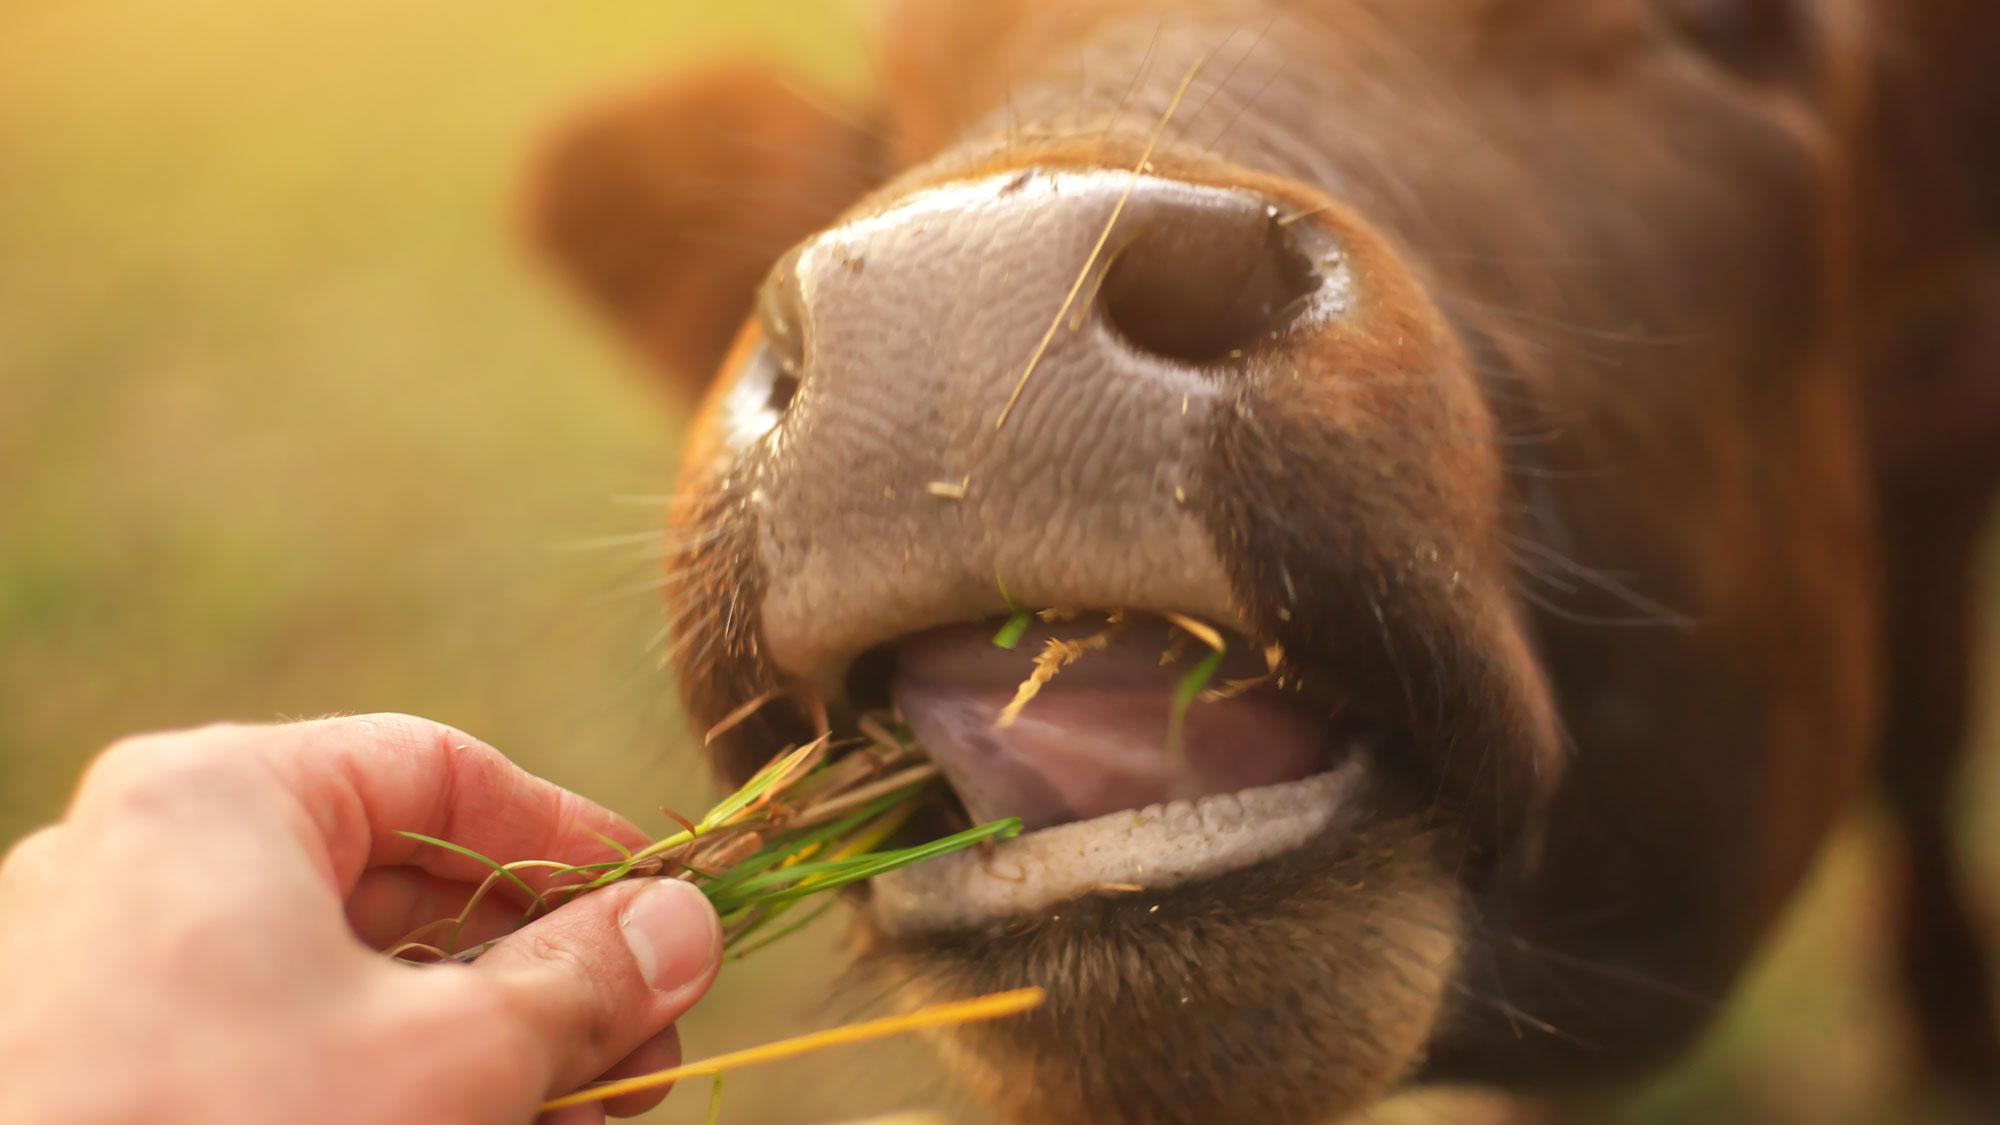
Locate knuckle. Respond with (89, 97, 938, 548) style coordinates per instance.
(80, 726, 242, 806)
(343, 712, 498, 768)
(377, 711, 462, 744)
(88, 731, 178, 781)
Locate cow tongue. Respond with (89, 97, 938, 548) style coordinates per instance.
(889, 619, 1338, 832)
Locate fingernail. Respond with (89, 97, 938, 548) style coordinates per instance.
(620, 879, 720, 992)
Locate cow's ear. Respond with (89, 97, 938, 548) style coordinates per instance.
(525, 64, 883, 396)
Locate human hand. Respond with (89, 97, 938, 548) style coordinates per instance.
(0, 714, 720, 1125)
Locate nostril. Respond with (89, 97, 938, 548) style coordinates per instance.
(755, 261, 809, 415)
(1098, 203, 1319, 365)
(765, 355, 802, 414)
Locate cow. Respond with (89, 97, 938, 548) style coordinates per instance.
(525, 1, 2000, 1121)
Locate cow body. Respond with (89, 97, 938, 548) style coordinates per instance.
(530, 1, 2000, 1120)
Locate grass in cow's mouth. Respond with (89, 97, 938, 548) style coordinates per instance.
(992, 607, 1033, 650)
(1161, 611, 1228, 756)
(980, 606, 1265, 755)
(995, 610, 1128, 728)
(991, 579, 1033, 650)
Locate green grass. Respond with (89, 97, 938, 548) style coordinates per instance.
(3, 0, 1999, 1120)
(388, 744, 1022, 964)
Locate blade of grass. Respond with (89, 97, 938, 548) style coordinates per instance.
(577, 738, 829, 891)
(992, 608, 1032, 650)
(696, 787, 916, 902)
(538, 988, 1048, 1111)
(993, 574, 1032, 650)
(704, 687, 783, 746)
(725, 897, 838, 960)
(724, 818, 1022, 912)
(775, 766, 936, 832)
(705, 1074, 725, 1125)
(395, 831, 547, 911)
(709, 819, 1016, 904)
(716, 800, 924, 939)
(1162, 611, 1226, 653)
(695, 737, 825, 833)
(1165, 646, 1226, 757)
(588, 832, 633, 863)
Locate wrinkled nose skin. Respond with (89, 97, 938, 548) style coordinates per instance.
(751, 168, 1350, 682)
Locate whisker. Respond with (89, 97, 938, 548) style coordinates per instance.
(657, 624, 710, 671)
(1199, 38, 1290, 156)
(1494, 423, 1568, 447)
(1097, 22, 1162, 148)
(585, 571, 695, 607)
(1275, 202, 1335, 227)
(551, 530, 667, 553)
(1511, 582, 1686, 629)
(608, 487, 722, 508)
(660, 524, 732, 551)
(768, 72, 900, 155)
(1503, 533, 1697, 630)
(1500, 933, 1721, 1010)
(1447, 982, 1603, 1052)
(1175, 21, 1272, 147)
(1501, 461, 1621, 481)
(1170, 27, 1242, 142)
(639, 619, 673, 657)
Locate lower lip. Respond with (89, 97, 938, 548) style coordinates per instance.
(868, 756, 1371, 935)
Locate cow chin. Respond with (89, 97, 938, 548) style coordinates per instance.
(857, 790, 1467, 1125)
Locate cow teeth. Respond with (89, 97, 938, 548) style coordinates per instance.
(870, 756, 1370, 935)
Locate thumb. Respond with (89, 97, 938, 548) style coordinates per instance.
(467, 877, 722, 1099)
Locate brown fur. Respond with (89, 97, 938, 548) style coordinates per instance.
(529, 1, 2000, 1120)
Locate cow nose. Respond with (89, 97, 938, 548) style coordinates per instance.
(760, 168, 1346, 426)
(742, 168, 1354, 676)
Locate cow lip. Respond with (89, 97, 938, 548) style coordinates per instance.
(869, 759, 1372, 936)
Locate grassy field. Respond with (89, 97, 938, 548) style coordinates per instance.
(2, 1, 1996, 1121)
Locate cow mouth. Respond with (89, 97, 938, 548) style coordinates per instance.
(834, 612, 1377, 935)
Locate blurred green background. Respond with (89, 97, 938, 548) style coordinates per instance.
(2, 1, 1995, 1121)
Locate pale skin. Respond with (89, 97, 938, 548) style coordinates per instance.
(0, 713, 721, 1125)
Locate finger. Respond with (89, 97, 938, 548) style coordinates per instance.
(537, 1107, 606, 1125)
(79, 714, 650, 893)
(598, 1026, 683, 1118)
(345, 866, 540, 952)
(469, 877, 720, 1097)
(280, 714, 650, 888)
(0, 825, 65, 886)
